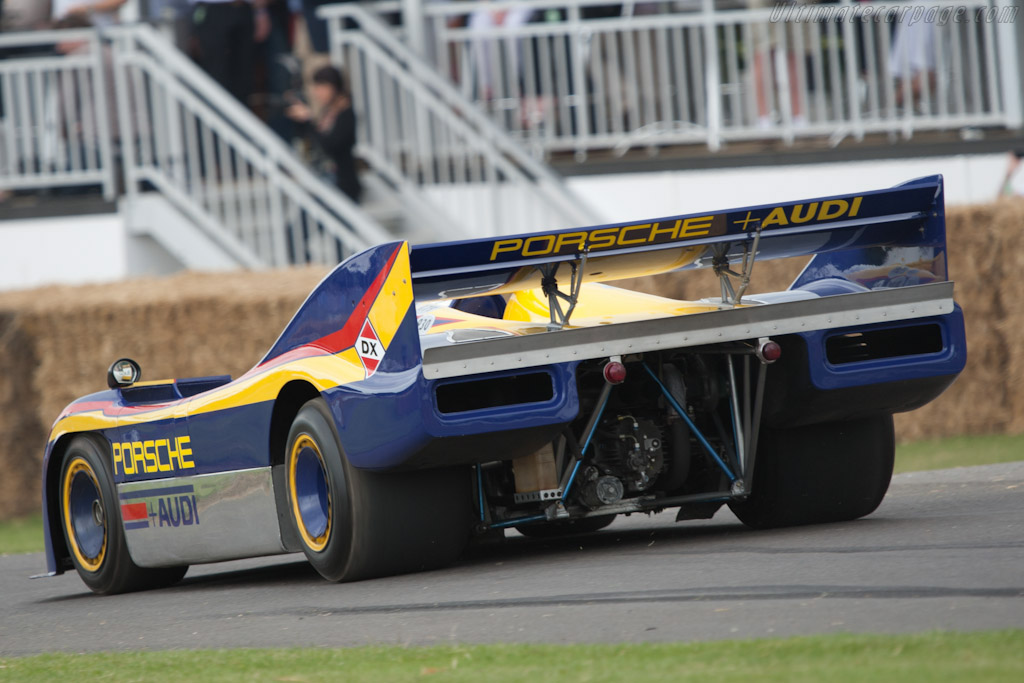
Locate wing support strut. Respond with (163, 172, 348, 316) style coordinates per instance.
(713, 223, 763, 307)
(539, 251, 588, 330)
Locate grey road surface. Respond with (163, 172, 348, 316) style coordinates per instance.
(2, 462, 1022, 655)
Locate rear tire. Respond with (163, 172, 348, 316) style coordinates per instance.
(59, 435, 188, 594)
(516, 514, 617, 538)
(285, 398, 470, 582)
(729, 415, 894, 529)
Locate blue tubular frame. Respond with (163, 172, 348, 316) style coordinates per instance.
(490, 514, 548, 529)
(476, 464, 485, 522)
(728, 397, 741, 473)
(486, 386, 611, 530)
(642, 363, 738, 484)
(561, 388, 611, 502)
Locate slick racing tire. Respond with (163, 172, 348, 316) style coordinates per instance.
(729, 415, 895, 529)
(516, 514, 617, 538)
(285, 398, 471, 582)
(59, 435, 188, 594)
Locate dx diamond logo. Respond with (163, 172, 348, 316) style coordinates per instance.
(356, 319, 384, 378)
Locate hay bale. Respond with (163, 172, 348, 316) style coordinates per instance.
(0, 312, 46, 520)
(1, 198, 1021, 520)
(624, 201, 1023, 444)
(989, 199, 1024, 434)
(0, 267, 327, 519)
(897, 200, 1021, 440)
(620, 256, 806, 301)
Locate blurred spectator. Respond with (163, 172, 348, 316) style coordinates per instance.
(749, 0, 807, 129)
(1001, 149, 1024, 197)
(286, 65, 361, 203)
(188, 0, 270, 105)
(468, 5, 534, 100)
(299, 0, 339, 53)
(51, 0, 128, 28)
(889, 13, 936, 111)
(1, 0, 53, 31)
(261, 0, 302, 141)
(144, 0, 183, 21)
(144, 0, 192, 50)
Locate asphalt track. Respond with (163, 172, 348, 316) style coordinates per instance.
(2, 462, 1022, 655)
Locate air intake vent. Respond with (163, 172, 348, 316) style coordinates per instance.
(436, 372, 554, 414)
(826, 324, 943, 365)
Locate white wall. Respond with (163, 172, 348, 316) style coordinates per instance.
(0, 211, 186, 291)
(0, 214, 127, 291)
(569, 153, 1011, 223)
(0, 152, 1012, 291)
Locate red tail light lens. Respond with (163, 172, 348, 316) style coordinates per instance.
(603, 360, 627, 384)
(757, 340, 782, 363)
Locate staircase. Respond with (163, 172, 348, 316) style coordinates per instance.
(108, 24, 393, 268)
(1, 19, 602, 276)
(320, 4, 602, 239)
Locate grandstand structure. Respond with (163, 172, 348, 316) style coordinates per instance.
(1, 0, 1022, 289)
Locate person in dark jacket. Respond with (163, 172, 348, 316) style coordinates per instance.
(285, 65, 361, 203)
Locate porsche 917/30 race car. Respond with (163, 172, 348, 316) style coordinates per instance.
(40, 175, 965, 593)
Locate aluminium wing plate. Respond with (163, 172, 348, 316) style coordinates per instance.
(422, 282, 955, 379)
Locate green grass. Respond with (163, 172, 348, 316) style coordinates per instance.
(1, 631, 1021, 682)
(2, 433, 1021, 556)
(894, 432, 1024, 474)
(0, 513, 43, 556)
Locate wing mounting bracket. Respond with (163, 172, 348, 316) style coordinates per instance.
(713, 224, 763, 307)
(539, 251, 588, 330)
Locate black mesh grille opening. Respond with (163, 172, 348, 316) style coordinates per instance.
(120, 384, 179, 403)
(436, 372, 554, 414)
(826, 324, 943, 365)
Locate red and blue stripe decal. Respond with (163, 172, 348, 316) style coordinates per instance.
(119, 484, 196, 530)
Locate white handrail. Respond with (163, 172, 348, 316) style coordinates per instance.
(108, 24, 391, 265)
(1, 25, 398, 268)
(389, 0, 1018, 156)
(322, 3, 602, 237)
(0, 30, 116, 200)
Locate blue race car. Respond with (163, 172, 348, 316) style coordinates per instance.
(40, 176, 965, 593)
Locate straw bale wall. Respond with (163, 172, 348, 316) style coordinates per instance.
(1, 200, 1019, 519)
(626, 199, 1024, 442)
(0, 269, 326, 520)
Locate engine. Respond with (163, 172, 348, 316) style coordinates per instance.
(575, 415, 666, 509)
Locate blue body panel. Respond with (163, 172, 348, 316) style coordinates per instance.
(802, 306, 967, 391)
(262, 241, 404, 364)
(322, 305, 581, 470)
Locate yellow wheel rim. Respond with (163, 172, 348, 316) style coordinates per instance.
(62, 457, 107, 572)
(288, 434, 332, 552)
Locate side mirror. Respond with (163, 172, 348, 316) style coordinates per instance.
(107, 358, 142, 389)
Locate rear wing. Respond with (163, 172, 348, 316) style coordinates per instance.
(410, 175, 947, 301)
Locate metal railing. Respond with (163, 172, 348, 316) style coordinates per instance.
(1, 25, 392, 268)
(403, 0, 1021, 155)
(0, 29, 116, 199)
(321, 3, 601, 238)
(109, 24, 391, 267)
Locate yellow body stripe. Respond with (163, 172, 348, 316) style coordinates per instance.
(48, 253, 412, 447)
(506, 283, 725, 326)
(368, 242, 413, 350)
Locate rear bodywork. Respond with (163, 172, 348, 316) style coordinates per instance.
(41, 175, 965, 575)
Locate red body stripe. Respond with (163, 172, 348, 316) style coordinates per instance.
(62, 401, 114, 414)
(56, 245, 405, 428)
(305, 245, 401, 355)
(258, 244, 402, 367)
(121, 502, 148, 521)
